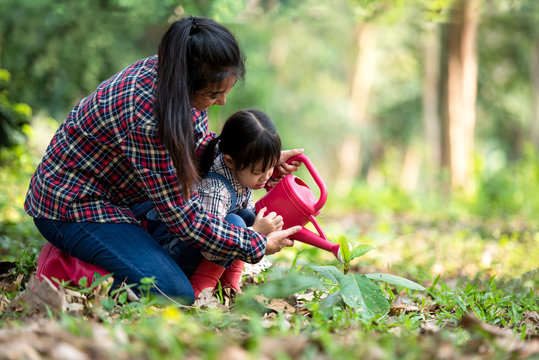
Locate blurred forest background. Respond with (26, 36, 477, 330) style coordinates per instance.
(1, 0, 539, 259)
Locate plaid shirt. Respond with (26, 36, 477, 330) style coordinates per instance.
(198, 154, 255, 261)
(198, 154, 254, 219)
(24, 55, 266, 263)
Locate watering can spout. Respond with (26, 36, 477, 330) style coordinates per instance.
(292, 227, 343, 262)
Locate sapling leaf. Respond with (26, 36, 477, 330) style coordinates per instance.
(365, 273, 425, 291)
(337, 235, 351, 274)
(318, 291, 344, 319)
(309, 265, 344, 284)
(350, 244, 375, 260)
(259, 274, 323, 299)
(339, 274, 390, 318)
(338, 236, 351, 262)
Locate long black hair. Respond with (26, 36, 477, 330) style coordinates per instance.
(200, 109, 281, 176)
(155, 16, 245, 196)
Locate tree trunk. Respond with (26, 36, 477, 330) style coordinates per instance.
(422, 25, 442, 187)
(442, 0, 479, 192)
(335, 23, 376, 194)
(399, 145, 421, 192)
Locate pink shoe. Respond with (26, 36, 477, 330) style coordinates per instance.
(189, 259, 226, 298)
(220, 259, 244, 292)
(35, 242, 109, 288)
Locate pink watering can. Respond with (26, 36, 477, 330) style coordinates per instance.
(255, 154, 344, 262)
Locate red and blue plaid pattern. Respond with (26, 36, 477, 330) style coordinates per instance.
(24, 56, 266, 262)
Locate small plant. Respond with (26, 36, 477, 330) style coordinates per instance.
(255, 235, 425, 322)
(10, 242, 38, 279)
(309, 236, 425, 320)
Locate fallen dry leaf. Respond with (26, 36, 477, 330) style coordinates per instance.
(218, 345, 250, 360)
(389, 295, 422, 316)
(420, 319, 442, 334)
(258, 335, 309, 359)
(0, 319, 126, 360)
(193, 288, 226, 309)
(7, 277, 67, 318)
(460, 313, 539, 358)
(254, 294, 296, 314)
(520, 310, 539, 337)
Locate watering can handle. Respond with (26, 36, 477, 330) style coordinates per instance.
(285, 154, 328, 212)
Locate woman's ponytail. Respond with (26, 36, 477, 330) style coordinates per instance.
(155, 17, 245, 197)
(156, 19, 198, 197)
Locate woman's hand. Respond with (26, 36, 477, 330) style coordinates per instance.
(264, 225, 301, 255)
(252, 207, 283, 235)
(274, 149, 304, 180)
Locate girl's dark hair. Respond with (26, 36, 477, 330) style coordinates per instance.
(155, 16, 245, 196)
(200, 109, 281, 176)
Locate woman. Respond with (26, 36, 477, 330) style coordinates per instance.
(25, 16, 301, 304)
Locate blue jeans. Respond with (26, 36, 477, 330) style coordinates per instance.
(33, 203, 201, 304)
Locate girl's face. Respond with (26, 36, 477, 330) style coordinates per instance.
(223, 155, 274, 190)
(190, 76, 237, 111)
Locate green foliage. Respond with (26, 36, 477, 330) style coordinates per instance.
(351, 244, 376, 259)
(258, 272, 324, 299)
(0, 0, 178, 119)
(0, 115, 43, 262)
(0, 69, 31, 148)
(365, 273, 426, 290)
(333, 181, 416, 214)
(11, 243, 38, 278)
(472, 145, 539, 221)
(430, 274, 538, 334)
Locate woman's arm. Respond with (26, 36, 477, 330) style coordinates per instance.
(123, 118, 267, 263)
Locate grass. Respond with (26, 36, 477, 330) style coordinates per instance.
(0, 137, 538, 359)
(1, 213, 537, 359)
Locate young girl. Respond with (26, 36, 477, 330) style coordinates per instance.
(189, 109, 284, 297)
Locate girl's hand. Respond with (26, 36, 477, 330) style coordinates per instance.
(252, 207, 283, 235)
(265, 226, 300, 255)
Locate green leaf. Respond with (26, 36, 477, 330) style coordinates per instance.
(350, 244, 375, 260)
(88, 273, 114, 291)
(118, 291, 128, 305)
(259, 275, 323, 299)
(318, 291, 345, 319)
(309, 265, 344, 284)
(339, 236, 351, 263)
(339, 274, 390, 318)
(101, 298, 116, 312)
(78, 276, 88, 288)
(365, 273, 425, 291)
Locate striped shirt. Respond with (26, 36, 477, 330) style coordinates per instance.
(24, 56, 266, 263)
